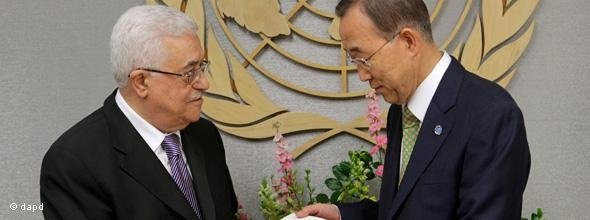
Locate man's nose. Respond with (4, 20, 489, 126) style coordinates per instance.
(357, 67, 372, 82)
(193, 74, 209, 90)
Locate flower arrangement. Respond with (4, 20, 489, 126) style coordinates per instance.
(257, 90, 387, 219)
(258, 130, 320, 220)
(310, 90, 386, 204)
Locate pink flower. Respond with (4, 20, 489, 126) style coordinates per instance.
(375, 134, 387, 147)
(367, 89, 387, 179)
(365, 89, 376, 99)
(368, 121, 382, 134)
(271, 177, 289, 202)
(369, 145, 380, 156)
(273, 132, 283, 142)
(370, 134, 387, 156)
(276, 148, 293, 172)
(238, 212, 248, 220)
(281, 160, 293, 172)
(236, 200, 250, 220)
(366, 89, 383, 136)
(375, 164, 384, 177)
(272, 132, 298, 202)
(274, 133, 294, 173)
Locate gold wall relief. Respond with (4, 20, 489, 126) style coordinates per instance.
(146, 0, 539, 158)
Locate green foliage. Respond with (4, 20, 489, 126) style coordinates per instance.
(530, 208, 544, 220)
(315, 193, 329, 203)
(258, 169, 320, 219)
(317, 149, 377, 204)
(304, 169, 316, 205)
(258, 178, 287, 220)
(285, 170, 305, 211)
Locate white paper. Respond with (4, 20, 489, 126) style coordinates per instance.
(280, 213, 326, 220)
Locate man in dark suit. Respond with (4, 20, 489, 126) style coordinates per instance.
(40, 5, 237, 220)
(297, 0, 531, 219)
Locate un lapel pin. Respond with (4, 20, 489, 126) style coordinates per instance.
(434, 125, 443, 136)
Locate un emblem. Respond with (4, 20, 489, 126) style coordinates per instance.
(146, 0, 539, 158)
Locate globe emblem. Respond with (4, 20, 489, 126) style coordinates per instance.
(214, 0, 365, 99)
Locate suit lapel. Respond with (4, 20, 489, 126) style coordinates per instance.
(378, 105, 402, 219)
(181, 129, 216, 220)
(103, 91, 198, 220)
(387, 58, 464, 219)
(119, 143, 199, 220)
(387, 105, 454, 218)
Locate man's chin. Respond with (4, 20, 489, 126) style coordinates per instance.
(180, 109, 202, 124)
(382, 94, 395, 104)
(188, 113, 201, 122)
(385, 97, 407, 106)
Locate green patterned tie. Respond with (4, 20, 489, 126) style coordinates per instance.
(399, 106, 420, 184)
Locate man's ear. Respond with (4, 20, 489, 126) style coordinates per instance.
(128, 70, 150, 98)
(398, 27, 421, 57)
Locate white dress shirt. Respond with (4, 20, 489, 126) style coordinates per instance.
(400, 51, 451, 174)
(115, 90, 192, 176)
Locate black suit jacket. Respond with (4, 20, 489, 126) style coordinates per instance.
(40, 90, 237, 220)
(339, 57, 531, 219)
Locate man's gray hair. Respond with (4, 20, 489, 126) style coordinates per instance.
(110, 5, 199, 87)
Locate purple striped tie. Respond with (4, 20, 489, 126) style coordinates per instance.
(162, 134, 202, 218)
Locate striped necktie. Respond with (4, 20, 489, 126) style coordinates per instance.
(162, 134, 202, 218)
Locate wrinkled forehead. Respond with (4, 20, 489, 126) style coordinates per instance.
(160, 34, 205, 68)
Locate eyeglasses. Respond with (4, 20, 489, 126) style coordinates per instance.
(347, 32, 400, 69)
(136, 60, 209, 84)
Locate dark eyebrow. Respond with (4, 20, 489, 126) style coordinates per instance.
(348, 46, 360, 53)
(346, 46, 361, 57)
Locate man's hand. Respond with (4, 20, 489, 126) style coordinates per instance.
(296, 203, 340, 220)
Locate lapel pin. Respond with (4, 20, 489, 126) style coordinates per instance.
(434, 125, 443, 136)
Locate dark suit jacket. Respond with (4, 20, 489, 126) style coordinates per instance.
(339, 58, 531, 219)
(40, 90, 238, 220)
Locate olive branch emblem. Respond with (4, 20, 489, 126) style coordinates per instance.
(454, 0, 539, 87)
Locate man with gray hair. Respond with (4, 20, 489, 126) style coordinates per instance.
(41, 5, 237, 219)
(297, 0, 530, 219)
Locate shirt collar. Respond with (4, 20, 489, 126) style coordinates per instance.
(115, 90, 180, 152)
(406, 51, 451, 122)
